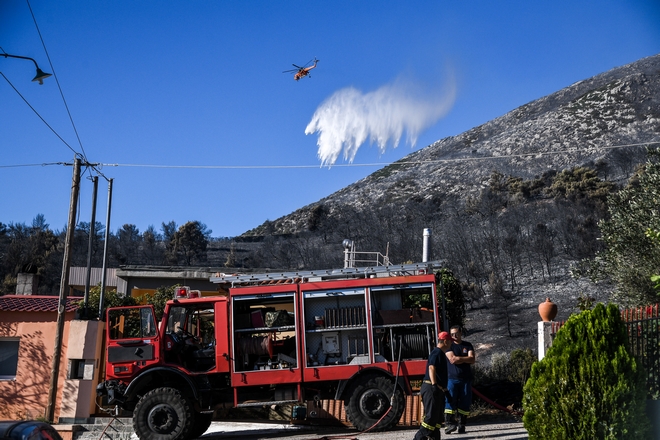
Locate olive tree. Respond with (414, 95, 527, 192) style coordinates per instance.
(591, 149, 660, 305)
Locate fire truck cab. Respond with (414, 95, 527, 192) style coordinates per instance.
(97, 263, 443, 440)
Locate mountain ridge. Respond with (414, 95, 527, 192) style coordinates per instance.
(230, 54, 660, 363)
(244, 54, 660, 237)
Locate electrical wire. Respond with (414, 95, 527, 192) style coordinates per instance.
(26, 0, 89, 164)
(0, 162, 68, 169)
(10, 1, 660, 183)
(95, 139, 659, 170)
(1, 72, 80, 157)
(23, 2, 113, 183)
(1, 140, 659, 171)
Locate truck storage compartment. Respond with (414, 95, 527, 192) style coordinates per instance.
(303, 287, 368, 366)
(231, 292, 297, 372)
(370, 283, 437, 362)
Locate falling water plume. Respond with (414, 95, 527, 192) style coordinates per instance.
(305, 75, 456, 167)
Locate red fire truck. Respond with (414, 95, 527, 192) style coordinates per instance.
(97, 262, 443, 440)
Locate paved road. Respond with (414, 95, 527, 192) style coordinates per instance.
(199, 421, 529, 440)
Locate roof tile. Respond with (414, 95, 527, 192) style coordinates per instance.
(0, 295, 80, 313)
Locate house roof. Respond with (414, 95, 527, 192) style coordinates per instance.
(0, 295, 80, 313)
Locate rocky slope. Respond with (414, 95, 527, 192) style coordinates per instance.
(248, 54, 660, 235)
(236, 54, 660, 364)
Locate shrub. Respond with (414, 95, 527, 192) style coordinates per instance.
(522, 303, 650, 439)
(472, 348, 536, 410)
(508, 348, 536, 387)
(77, 284, 136, 318)
(139, 285, 178, 321)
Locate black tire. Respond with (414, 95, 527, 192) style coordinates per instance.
(344, 375, 405, 432)
(133, 387, 194, 440)
(188, 412, 213, 439)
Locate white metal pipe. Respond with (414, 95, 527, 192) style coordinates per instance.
(422, 228, 432, 262)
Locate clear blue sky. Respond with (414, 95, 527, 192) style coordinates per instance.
(1, 1, 659, 238)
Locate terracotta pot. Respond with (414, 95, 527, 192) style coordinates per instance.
(538, 298, 558, 322)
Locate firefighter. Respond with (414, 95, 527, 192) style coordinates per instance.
(444, 325, 476, 434)
(414, 331, 453, 440)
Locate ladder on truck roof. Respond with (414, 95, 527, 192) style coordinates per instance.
(210, 261, 443, 287)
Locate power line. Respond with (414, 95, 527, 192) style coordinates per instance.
(1, 141, 658, 170)
(0, 162, 68, 169)
(0, 72, 80, 157)
(23, 2, 113, 183)
(99, 140, 660, 169)
(27, 0, 89, 163)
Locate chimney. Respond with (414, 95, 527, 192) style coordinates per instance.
(16, 273, 39, 295)
(423, 228, 432, 262)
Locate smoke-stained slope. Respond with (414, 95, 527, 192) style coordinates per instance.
(247, 54, 660, 236)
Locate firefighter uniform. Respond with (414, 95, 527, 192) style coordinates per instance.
(444, 339, 475, 434)
(414, 332, 452, 440)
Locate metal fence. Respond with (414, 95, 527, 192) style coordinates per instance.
(622, 304, 660, 397)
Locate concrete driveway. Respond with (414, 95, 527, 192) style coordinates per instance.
(199, 420, 529, 440)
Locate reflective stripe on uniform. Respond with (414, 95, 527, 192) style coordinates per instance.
(420, 421, 436, 431)
(458, 409, 470, 416)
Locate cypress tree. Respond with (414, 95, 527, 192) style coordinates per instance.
(522, 303, 650, 439)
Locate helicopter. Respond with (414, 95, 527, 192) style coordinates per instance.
(283, 58, 319, 81)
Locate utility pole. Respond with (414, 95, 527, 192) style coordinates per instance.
(46, 157, 80, 422)
(99, 178, 113, 321)
(83, 176, 98, 318)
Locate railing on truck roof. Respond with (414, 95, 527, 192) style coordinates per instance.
(210, 261, 444, 287)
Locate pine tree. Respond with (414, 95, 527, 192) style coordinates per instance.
(522, 303, 650, 439)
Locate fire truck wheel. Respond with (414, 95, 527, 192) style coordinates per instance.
(345, 376, 404, 432)
(188, 412, 213, 439)
(133, 387, 194, 440)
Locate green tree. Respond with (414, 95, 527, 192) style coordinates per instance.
(72, 221, 104, 267)
(591, 149, 660, 305)
(0, 216, 60, 295)
(545, 166, 614, 204)
(141, 225, 164, 265)
(508, 348, 536, 389)
(436, 268, 466, 329)
(139, 285, 177, 321)
(522, 303, 650, 439)
(79, 284, 136, 318)
(172, 221, 211, 266)
(646, 228, 660, 292)
(114, 223, 141, 265)
(80, 284, 177, 322)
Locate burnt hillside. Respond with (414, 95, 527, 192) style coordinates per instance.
(226, 54, 660, 361)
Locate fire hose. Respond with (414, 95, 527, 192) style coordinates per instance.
(471, 386, 524, 416)
(311, 336, 405, 440)
(306, 344, 523, 440)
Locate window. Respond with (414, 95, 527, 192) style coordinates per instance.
(68, 359, 94, 380)
(0, 338, 20, 380)
(108, 307, 157, 339)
